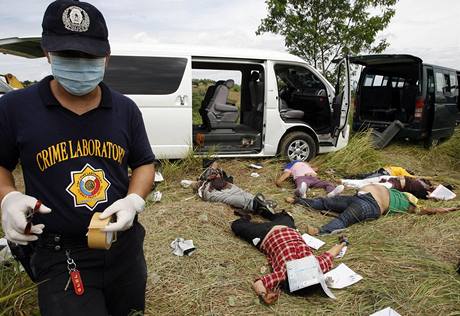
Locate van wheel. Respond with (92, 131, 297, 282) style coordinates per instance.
(279, 132, 317, 162)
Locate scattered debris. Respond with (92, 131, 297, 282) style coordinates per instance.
(428, 184, 456, 200)
(198, 213, 208, 223)
(324, 263, 362, 289)
(0, 238, 12, 264)
(250, 172, 260, 178)
(170, 238, 196, 256)
(370, 307, 401, 316)
(152, 191, 162, 202)
(180, 179, 193, 188)
(301, 233, 325, 250)
(154, 171, 164, 182)
(249, 163, 263, 169)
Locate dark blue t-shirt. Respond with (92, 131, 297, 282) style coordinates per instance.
(0, 76, 155, 236)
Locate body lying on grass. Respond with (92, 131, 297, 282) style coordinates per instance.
(287, 184, 460, 235)
(341, 176, 434, 199)
(231, 210, 348, 305)
(187, 161, 276, 216)
(346, 165, 415, 179)
(275, 161, 344, 199)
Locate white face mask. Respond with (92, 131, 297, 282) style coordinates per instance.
(50, 54, 106, 96)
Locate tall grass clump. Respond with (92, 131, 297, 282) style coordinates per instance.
(314, 130, 383, 176)
(423, 129, 460, 169)
(0, 260, 37, 315)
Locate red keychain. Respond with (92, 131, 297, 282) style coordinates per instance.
(65, 250, 85, 296)
(70, 269, 85, 295)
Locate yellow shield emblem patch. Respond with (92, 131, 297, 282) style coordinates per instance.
(66, 163, 111, 210)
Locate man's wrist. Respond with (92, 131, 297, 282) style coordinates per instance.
(126, 193, 146, 213)
(1, 190, 21, 210)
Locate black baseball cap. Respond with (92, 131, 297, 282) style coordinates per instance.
(41, 0, 110, 57)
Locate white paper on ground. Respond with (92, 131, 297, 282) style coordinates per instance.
(428, 184, 456, 200)
(0, 238, 12, 263)
(335, 246, 347, 258)
(249, 163, 263, 169)
(369, 307, 402, 316)
(154, 171, 164, 182)
(301, 233, 325, 250)
(250, 172, 260, 177)
(286, 256, 336, 299)
(152, 191, 162, 202)
(324, 263, 362, 289)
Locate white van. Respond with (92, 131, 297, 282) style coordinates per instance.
(0, 37, 351, 161)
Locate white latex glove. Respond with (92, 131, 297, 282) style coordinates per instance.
(1, 191, 52, 245)
(99, 193, 145, 232)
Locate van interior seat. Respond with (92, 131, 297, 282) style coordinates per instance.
(279, 98, 304, 119)
(200, 80, 225, 129)
(207, 79, 239, 129)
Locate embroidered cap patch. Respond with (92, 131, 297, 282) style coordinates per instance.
(62, 6, 90, 32)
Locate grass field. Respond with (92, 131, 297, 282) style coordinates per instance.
(1, 130, 460, 315)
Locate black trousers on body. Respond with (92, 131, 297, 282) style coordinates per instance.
(31, 221, 147, 316)
(231, 212, 296, 248)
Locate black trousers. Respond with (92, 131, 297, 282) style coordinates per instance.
(231, 212, 296, 248)
(31, 222, 147, 316)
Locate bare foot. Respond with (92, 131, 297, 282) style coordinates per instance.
(285, 196, 295, 204)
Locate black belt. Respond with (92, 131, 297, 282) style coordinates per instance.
(36, 233, 88, 251)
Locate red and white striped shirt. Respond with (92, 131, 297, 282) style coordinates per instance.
(258, 227, 334, 291)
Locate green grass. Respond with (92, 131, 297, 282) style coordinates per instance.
(2, 130, 460, 315)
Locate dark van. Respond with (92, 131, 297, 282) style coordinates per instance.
(351, 54, 459, 146)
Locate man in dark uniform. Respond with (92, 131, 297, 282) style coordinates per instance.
(0, 1, 155, 315)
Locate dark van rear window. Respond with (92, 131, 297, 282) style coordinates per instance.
(104, 56, 187, 95)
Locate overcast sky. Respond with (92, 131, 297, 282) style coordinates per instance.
(0, 0, 459, 81)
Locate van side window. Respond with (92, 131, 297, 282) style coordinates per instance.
(381, 76, 389, 87)
(435, 72, 446, 94)
(364, 74, 374, 86)
(104, 56, 187, 95)
(373, 75, 383, 86)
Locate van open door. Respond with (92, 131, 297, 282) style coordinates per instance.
(330, 56, 351, 148)
(0, 37, 43, 58)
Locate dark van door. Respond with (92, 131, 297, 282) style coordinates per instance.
(429, 67, 458, 141)
(350, 54, 424, 139)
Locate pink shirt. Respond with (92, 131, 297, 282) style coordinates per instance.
(284, 162, 317, 179)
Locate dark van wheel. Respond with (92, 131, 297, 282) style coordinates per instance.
(279, 132, 317, 162)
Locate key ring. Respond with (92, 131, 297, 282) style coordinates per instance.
(65, 250, 77, 271)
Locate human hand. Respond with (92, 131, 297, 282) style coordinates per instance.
(99, 193, 145, 232)
(252, 280, 280, 305)
(285, 196, 295, 204)
(338, 235, 350, 246)
(260, 291, 280, 305)
(1, 191, 51, 245)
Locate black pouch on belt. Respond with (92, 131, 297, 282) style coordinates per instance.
(7, 241, 37, 282)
